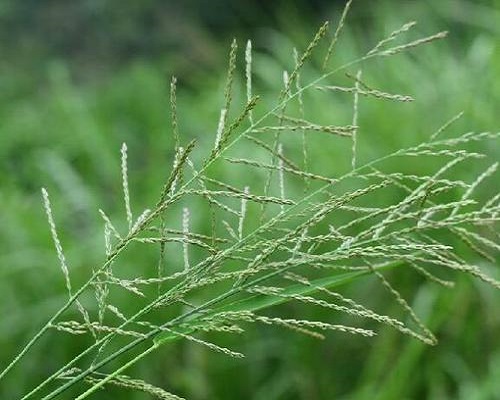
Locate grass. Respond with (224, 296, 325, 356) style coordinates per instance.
(0, 1, 499, 399)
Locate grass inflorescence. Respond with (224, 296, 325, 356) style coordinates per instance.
(2, 3, 499, 399)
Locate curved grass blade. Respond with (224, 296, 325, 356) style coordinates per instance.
(154, 259, 405, 345)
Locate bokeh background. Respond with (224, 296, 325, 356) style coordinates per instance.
(1, 0, 499, 399)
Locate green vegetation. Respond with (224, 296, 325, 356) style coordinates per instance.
(1, 1, 499, 399)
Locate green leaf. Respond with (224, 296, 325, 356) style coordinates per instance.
(154, 259, 405, 346)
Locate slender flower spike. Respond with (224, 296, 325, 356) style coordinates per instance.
(245, 40, 254, 125)
(121, 143, 133, 231)
(41, 188, 72, 297)
(182, 207, 190, 271)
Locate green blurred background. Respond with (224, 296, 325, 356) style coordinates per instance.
(1, 0, 499, 399)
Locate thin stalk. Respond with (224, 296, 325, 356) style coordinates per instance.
(73, 345, 159, 400)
